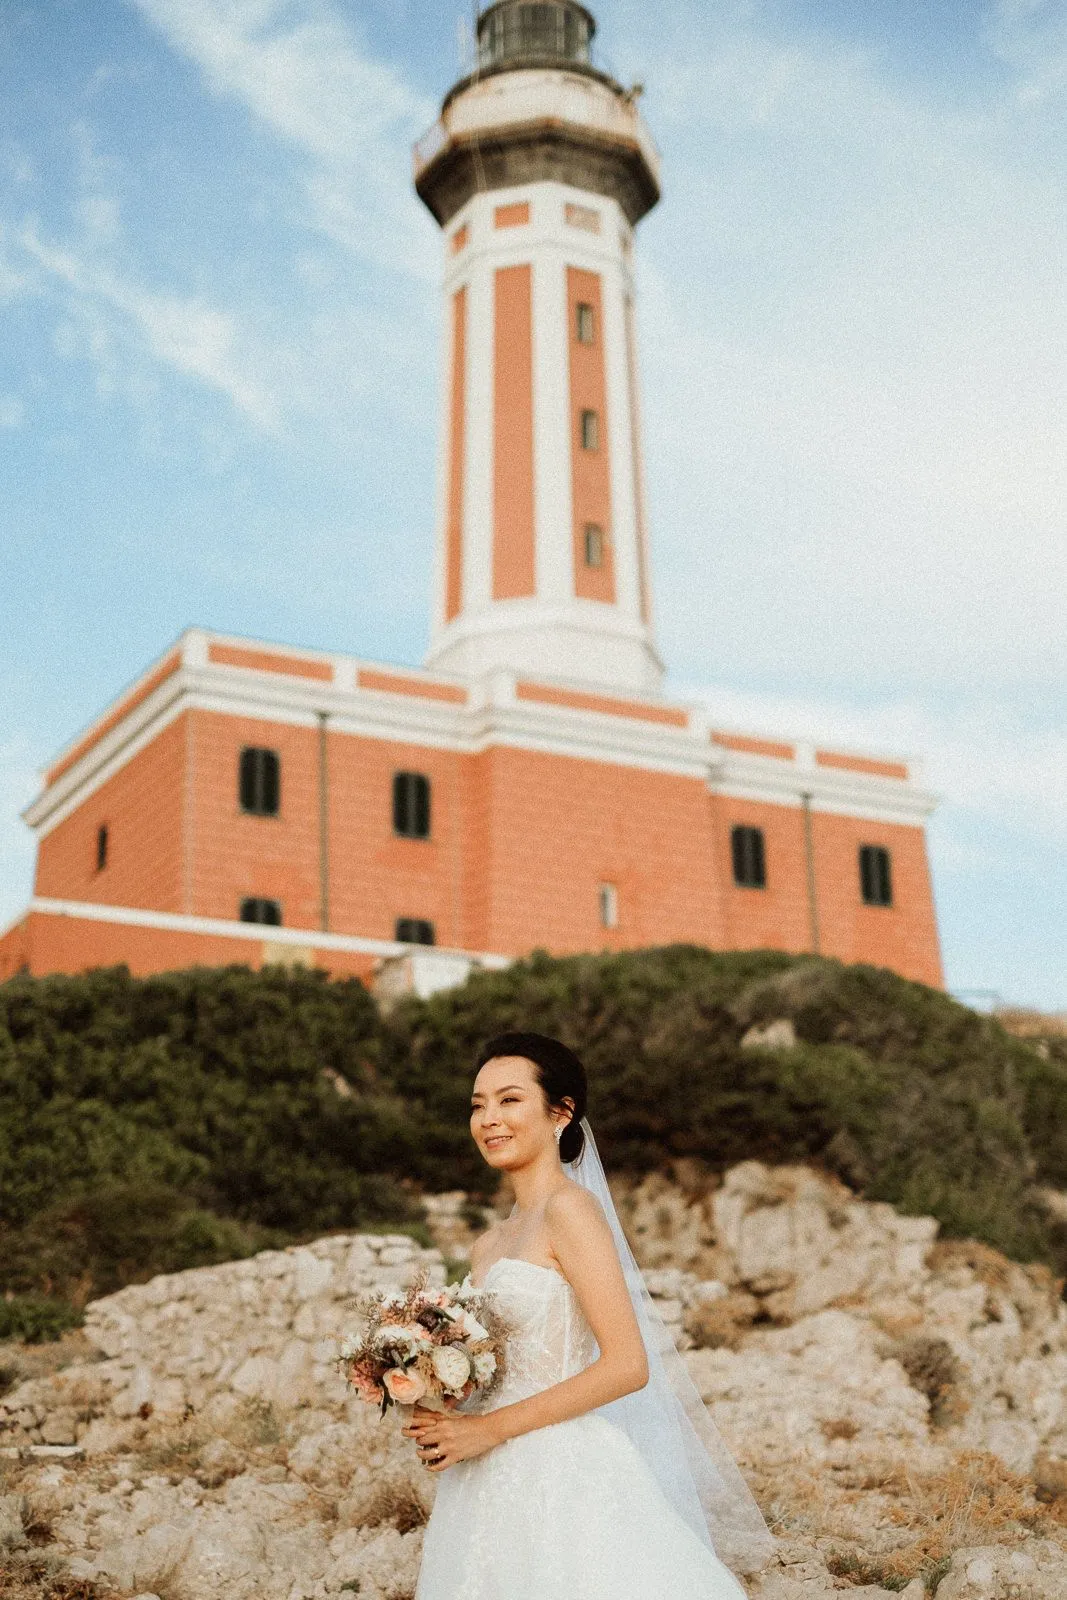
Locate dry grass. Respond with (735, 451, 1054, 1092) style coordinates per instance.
(353, 1475, 431, 1536)
(0, 1336, 98, 1387)
(927, 1238, 1061, 1305)
(0, 1555, 118, 1600)
(683, 1292, 759, 1351)
(996, 1007, 1067, 1040)
(771, 1449, 1067, 1589)
(893, 1335, 968, 1428)
(820, 1417, 860, 1442)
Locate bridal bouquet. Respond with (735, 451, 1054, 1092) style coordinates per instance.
(337, 1271, 508, 1415)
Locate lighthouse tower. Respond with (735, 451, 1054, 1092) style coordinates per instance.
(1, 0, 944, 994)
(415, 0, 664, 694)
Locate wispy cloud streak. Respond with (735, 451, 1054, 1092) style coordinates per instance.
(130, 0, 436, 277)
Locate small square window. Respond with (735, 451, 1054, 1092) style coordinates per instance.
(583, 524, 605, 567)
(598, 883, 618, 929)
(576, 302, 595, 344)
(396, 917, 435, 945)
(393, 771, 431, 839)
(240, 897, 282, 926)
(239, 747, 280, 816)
(96, 824, 109, 873)
(859, 845, 893, 907)
(731, 825, 766, 889)
(580, 409, 599, 451)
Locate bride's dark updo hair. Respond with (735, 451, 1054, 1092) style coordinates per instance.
(475, 1032, 588, 1165)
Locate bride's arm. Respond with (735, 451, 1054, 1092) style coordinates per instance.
(487, 1184, 650, 1435)
(406, 1186, 649, 1469)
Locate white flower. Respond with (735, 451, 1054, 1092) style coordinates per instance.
(381, 1290, 407, 1309)
(472, 1351, 497, 1384)
(376, 1323, 422, 1358)
(339, 1334, 360, 1360)
(430, 1344, 472, 1392)
(458, 1311, 490, 1342)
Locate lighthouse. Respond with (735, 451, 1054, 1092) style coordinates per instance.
(1, 1, 943, 993)
(414, 0, 664, 693)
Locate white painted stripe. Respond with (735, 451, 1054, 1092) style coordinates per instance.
(26, 897, 510, 966)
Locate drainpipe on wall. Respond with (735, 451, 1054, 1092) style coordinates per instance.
(318, 711, 330, 933)
(800, 791, 820, 956)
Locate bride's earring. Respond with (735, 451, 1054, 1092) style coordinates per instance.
(554, 1125, 563, 1144)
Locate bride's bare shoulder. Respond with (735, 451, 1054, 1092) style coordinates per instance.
(469, 1219, 506, 1270)
(544, 1181, 606, 1230)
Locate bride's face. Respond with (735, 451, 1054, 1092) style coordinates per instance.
(470, 1056, 562, 1171)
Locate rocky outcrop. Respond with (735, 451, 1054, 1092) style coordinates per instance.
(1, 1167, 1065, 1599)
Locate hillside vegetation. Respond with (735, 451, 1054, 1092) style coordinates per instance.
(2, 949, 1065, 1333)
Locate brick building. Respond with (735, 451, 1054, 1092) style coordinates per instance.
(0, 1, 942, 993)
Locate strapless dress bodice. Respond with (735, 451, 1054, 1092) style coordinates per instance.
(462, 1257, 598, 1409)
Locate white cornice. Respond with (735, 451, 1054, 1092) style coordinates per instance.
(24, 636, 938, 840)
(25, 897, 510, 968)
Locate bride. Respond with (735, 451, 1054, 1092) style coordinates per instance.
(403, 1032, 775, 1598)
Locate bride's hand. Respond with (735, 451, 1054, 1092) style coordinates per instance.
(401, 1404, 499, 1471)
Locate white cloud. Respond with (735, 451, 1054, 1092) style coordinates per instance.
(19, 226, 279, 428)
(674, 676, 1067, 852)
(0, 394, 24, 428)
(989, 0, 1067, 102)
(605, 0, 1067, 700)
(129, 0, 437, 278)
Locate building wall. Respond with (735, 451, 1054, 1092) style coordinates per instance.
(0, 917, 28, 981)
(325, 727, 467, 948)
(2, 910, 380, 984)
(710, 794, 816, 956)
(34, 715, 188, 913)
(474, 744, 725, 955)
(185, 710, 323, 929)
(810, 810, 943, 988)
(20, 703, 943, 989)
(709, 793, 943, 985)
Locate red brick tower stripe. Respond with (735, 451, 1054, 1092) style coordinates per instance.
(568, 267, 615, 602)
(492, 264, 537, 599)
(446, 286, 467, 623)
(624, 295, 651, 623)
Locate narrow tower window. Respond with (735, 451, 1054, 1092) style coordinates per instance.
(599, 882, 619, 929)
(731, 825, 767, 889)
(859, 845, 893, 907)
(393, 771, 431, 839)
(580, 409, 599, 450)
(240, 897, 282, 926)
(396, 918, 435, 945)
(239, 747, 280, 816)
(576, 302, 595, 344)
(583, 524, 605, 567)
(95, 824, 108, 873)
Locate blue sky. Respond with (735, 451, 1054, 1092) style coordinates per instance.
(2, 0, 1066, 1009)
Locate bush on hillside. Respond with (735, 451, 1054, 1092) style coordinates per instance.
(0, 1296, 83, 1344)
(0, 965, 425, 1303)
(381, 946, 1067, 1278)
(2, 950, 1065, 1313)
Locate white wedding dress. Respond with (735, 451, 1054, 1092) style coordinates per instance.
(414, 1256, 748, 1599)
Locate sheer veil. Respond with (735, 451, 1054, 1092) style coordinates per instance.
(568, 1117, 776, 1574)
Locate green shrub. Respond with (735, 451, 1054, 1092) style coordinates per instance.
(381, 945, 1067, 1278)
(0, 965, 423, 1305)
(0, 1297, 83, 1344)
(2, 948, 1064, 1319)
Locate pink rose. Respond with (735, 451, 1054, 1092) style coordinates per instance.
(351, 1374, 385, 1404)
(383, 1367, 427, 1404)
